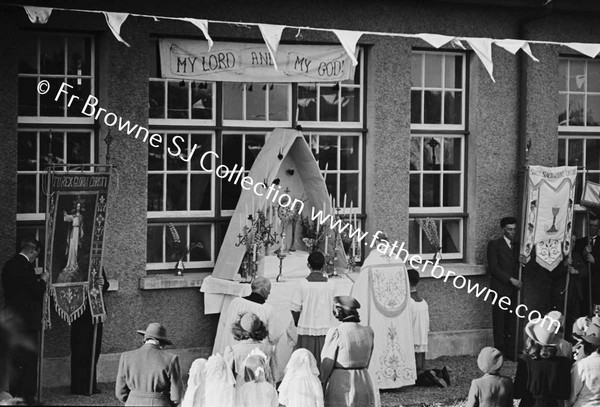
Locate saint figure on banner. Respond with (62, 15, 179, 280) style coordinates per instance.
(59, 198, 84, 282)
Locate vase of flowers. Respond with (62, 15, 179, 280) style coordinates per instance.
(167, 224, 203, 276)
(418, 218, 442, 261)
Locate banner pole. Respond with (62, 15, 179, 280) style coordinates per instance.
(36, 320, 45, 404)
(88, 322, 98, 395)
(587, 209, 593, 316)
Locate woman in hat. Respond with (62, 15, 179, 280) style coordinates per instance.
(115, 322, 183, 406)
(320, 295, 376, 407)
(570, 322, 600, 406)
(224, 312, 274, 388)
(465, 347, 513, 407)
(513, 318, 572, 407)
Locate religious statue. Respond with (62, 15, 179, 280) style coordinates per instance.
(58, 198, 85, 283)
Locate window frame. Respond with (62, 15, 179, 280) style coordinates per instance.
(558, 57, 600, 131)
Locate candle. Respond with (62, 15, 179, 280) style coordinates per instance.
(352, 237, 356, 259)
(251, 195, 255, 217)
(354, 211, 357, 230)
(316, 220, 320, 236)
(333, 197, 336, 211)
(323, 162, 329, 180)
(325, 235, 329, 255)
(245, 205, 249, 222)
(343, 194, 347, 213)
(253, 244, 257, 262)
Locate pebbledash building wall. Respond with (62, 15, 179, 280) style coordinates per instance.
(0, 0, 599, 386)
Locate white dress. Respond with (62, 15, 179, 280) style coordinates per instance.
(409, 297, 429, 353)
(236, 381, 279, 407)
(351, 252, 417, 389)
(278, 349, 324, 407)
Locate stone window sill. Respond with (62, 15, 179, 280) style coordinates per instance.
(420, 263, 486, 278)
(139, 272, 211, 290)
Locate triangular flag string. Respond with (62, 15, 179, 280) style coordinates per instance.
(494, 39, 539, 62)
(258, 24, 285, 70)
(466, 38, 495, 82)
(23, 6, 53, 24)
(564, 43, 600, 59)
(416, 33, 455, 49)
(332, 29, 363, 66)
(181, 18, 214, 51)
(103, 12, 130, 47)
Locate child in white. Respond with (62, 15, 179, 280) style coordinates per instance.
(182, 358, 207, 407)
(236, 349, 279, 407)
(204, 354, 235, 407)
(408, 268, 429, 375)
(278, 348, 324, 407)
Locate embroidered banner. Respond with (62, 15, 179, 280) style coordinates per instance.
(159, 39, 356, 82)
(45, 171, 110, 324)
(521, 165, 577, 271)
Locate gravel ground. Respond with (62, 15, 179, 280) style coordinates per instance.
(40, 355, 519, 406)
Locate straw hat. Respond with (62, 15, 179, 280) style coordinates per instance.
(580, 323, 600, 346)
(477, 347, 504, 374)
(137, 322, 173, 345)
(334, 295, 361, 311)
(525, 319, 561, 346)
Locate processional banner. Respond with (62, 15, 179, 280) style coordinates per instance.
(44, 171, 110, 325)
(521, 165, 577, 271)
(581, 180, 600, 209)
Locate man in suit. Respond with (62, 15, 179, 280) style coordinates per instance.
(487, 217, 523, 360)
(574, 215, 600, 316)
(115, 322, 182, 406)
(1, 237, 48, 403)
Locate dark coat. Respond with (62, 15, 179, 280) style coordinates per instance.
(487, 237, 520, 298)
(2, 254, 46, 331)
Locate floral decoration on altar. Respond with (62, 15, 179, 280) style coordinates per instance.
(236, 208, 279, 282)
(300, 215, 328, 252)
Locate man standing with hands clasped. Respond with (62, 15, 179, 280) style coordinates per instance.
(487, 217, 529, 361)
(2, 237, 48, 403)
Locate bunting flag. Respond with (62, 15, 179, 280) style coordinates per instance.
(23, 6, 53, 24)
(332, 29, 363, 66)
(451, 38, 466, 50)
(416, 33, 455, 49)
(44, 171, 111, 325)
(521, 166, 577, 271)
(466, 38, 495, 82)
(258, 24, 285, 70)
(103, 12, 130, 47)
(564, 42, 600, 59)
(494, 39, 539, 62)
(581, 180, 600, 209)
(182, 18, 214, 51)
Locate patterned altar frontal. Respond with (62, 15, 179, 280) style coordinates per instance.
(521, 165, 577, 271)
(44, 171, 110, 325)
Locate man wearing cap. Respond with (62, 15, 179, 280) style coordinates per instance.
(115, 323, 183, 406)
(571, 322, 600, 406)
(321, 295, 376, 407)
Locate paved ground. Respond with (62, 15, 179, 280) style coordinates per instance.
(40, 355, 518, 407)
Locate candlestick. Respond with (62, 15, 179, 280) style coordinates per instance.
(325, 235, 329, 255)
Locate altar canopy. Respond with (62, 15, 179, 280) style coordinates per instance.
(520, 165, 577, 271)
(351, 251, 417, 389)
(201, 128, 346, 314)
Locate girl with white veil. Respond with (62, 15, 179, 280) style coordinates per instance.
(204, 354, 235, 407)
(278, 348, 324, 407)
(236, 349, 278, 407)
(182, 358, 207, 407)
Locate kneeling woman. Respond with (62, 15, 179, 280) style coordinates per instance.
(320, 295, 376, 407)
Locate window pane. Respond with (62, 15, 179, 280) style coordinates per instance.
(167, 81, 189, 119)
(149, 81, 165, 118)
(40, 131, 64, 168)
(190, 134, 213, 171)
(443, 174, 461, 206)
(445, 55, 462, 89)
(340, 173, 358, 208)
(411, 54, 422, 87)
(421, 219, 441, 252)
(589, 61, 600, 92)
(569, 60, 585, 91)
(569, 94, 585, 126)
(149, 137, 164, 171)
(588, 139, 600, 171)
(223, 83, 243, 120)
(558, 139, 566, 166)
(444, 91, 461, 124)
(410, 138, 421, 171)
(190, 224, 212, 261)
(221, 178, 241, 211)
(67, 36, 92, 76)
(66, 133, 91, 166)
(66, 78, 92, 117)
(147, 174, 163, 211)
(320, 85, 338, 122)
(19, 32, 37, 74)
(166, 174, 187, 210)
(443, 138, 461, 170)
(247, 83, 266, 120)
(147, 225, 163, 263)
(40, 78, 64, 116)
(166, 134, 187, 171)
(587, 95, 600, 126)
(340, 136, 359, 170)
(149, 40, 159, 78)
(324, 174, 337, 203)
(423, 137, 442, 170)
(319, 136, 338, 170)
(409, 174, 420, 207)
(222, 134, 243, 169)
(558, 60, 567, 92)
(411, 90, 422, 124)
(423, 174, 440, 207)
(245, 134, 265, 169)
(424, 91, 441, 124)
(342, 56, 361, 85)
(341, 87, 360, 122)
(424, 54, 443, 88)
(408, 220, 420, 254)
(191, 174, 212, 211)
(442, 219, 460, 253)
(192, 82, 213, 120)
(269, 85, 288, 121)
(558, 94, 567, 125)
(18, 77, 38, 116)
(40, 36, 64, 75)
(17, 174, 36, 213)
(568, 139, 583, 166)
(297, 85, 317, 121)
(18, 133, 37, 171)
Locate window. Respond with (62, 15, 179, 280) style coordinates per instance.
(147, 39, 366, 270)
(559, 58, 600, 128)
(409, 51, 467, 260)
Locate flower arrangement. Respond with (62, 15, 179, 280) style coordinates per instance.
(417, 217, 441, 259)
(167, 223, 204, 264)
(300, 215, 327, 252)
